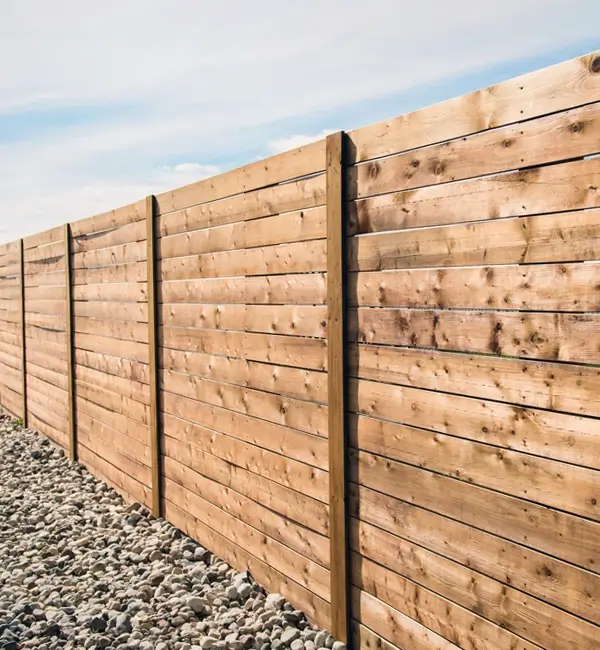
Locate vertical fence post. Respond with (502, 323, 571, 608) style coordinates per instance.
(146, 195, 162, 518)
(18, 239, 28, 427)
(326, 131, 350, 644)
(64, 224, 76, 461)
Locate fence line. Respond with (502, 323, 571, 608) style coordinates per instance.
(1, 49, 599, 650)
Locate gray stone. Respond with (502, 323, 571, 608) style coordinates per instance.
(265, 594, 285, 611)
(187, 596, 208, 615)
(115, 614, 132, 634)
(88, 616, 107, 632)
(280, 628, 301, 646)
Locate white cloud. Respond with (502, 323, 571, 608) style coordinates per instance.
(159, 163, 220, 176)
(267, 131, 336, 155)
(0, 0, 597, 241)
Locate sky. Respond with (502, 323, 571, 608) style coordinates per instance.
(0, 1, 598, 242)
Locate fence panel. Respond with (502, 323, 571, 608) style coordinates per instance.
(155, 142, 332, 630)
(0, 240, 24, 419)
(21, 227, 69, 447)
(70, 200, 153, 508)
(346, 52, 600, 650)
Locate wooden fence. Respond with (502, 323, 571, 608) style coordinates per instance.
(1, 50, 599, 650)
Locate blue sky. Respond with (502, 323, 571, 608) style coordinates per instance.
(0, 1, 598, 242)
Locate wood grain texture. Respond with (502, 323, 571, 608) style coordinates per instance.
(158, 206, 326, 258)
(164, 457, 329, 567)
(351, 343, 600, 418)
(155, 140, 325, 216)
(160, 392, 327, 468)
(161, 369, 327, 437)
(160, 327, 326, 371)
(70, 200, 145, 238)
(350, 101, 600, 202)
(159, 273, 326, 305)
(351, 483, 600, 626)
(164, 400, 328, 503)
(350, 262, 600, 311)
(351, 447, 600, 573)
(158, 239, 326, 281)
(157, 178, 326, 238)
(158, 303, 327, 338)
(349, 208, 600, 271)
(164, 500, 331, 630)
(161, 420, 329, 535)
(352, 517, 598, 650)
(164, 477, 330, 600)
(161, 348, 327, 403)
(348, 49, 600, 163)
(352, 308, 600, 364)
(348, 156, 600, 235)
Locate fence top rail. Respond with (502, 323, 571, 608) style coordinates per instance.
(347, 49, 600, 165)
(154, 139, 326, 217)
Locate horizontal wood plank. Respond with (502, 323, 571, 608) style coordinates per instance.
(348, 51, 600, 163)
(158, 206, 326, 258)
(155, 140, 325, 216)
(160, 327, 326, 371)
(162, 408, 327, 500)
(159, 273, 326, 305)
(70, 200, 145, 238)
(350, 208, 600, 271)
(74, 316, 148, 344)
(350, 448, 600, 573)
(164, 457, 329, 567)
(349, 156, 600, 234)
(351, 343, 600, 418)
(73, 300, 148, 323)
(352, 517, 597, 650)
(160, 394, 327, 469)
(71, 219, 145, 253)
(164, 500, 331, 630)
(73, 262, 147, 285)
(352, 308, 600, 363)
(162, 428, 328, 535)
(159, 303, 327, 338)
(159, 239, 326, 281)
(73, 282, 147, 302)
(350, 262, 600, 311)
(158, 177, 326, 238)
(161, 349, 327, 403)
(352, 483, 600, 626)
(163, 477, 330, 600)
(74, 349, 149, 384)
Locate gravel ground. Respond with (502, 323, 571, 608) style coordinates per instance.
(0, 416, 341, 650)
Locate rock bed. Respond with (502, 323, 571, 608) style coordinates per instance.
(0, 416, 341, 650)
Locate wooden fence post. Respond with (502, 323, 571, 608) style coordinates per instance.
(146, 195, 162, 518)
(18, 239, 28, 427)
(326, 131, 350, 644)
(64, 224, 76, 461)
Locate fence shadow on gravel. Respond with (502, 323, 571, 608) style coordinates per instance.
(1, 50, 600, 650)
